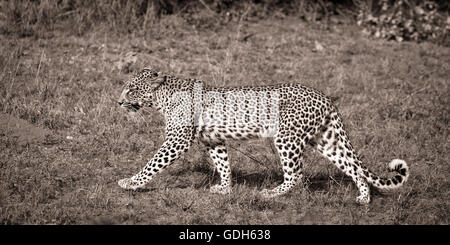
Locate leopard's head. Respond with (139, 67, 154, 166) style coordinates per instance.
(118, 68, 165, 112)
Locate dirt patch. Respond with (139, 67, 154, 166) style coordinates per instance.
(0, 113, 51, 147)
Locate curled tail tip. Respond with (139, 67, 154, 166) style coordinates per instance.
(388, 158, 410, 182)
(369, 159, 409, 191)
(388, 159, 407, 171)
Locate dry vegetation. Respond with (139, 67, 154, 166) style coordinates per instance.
(0, 1, 449, 224)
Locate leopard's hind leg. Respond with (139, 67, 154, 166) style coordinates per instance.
(315, 112, 372, 204)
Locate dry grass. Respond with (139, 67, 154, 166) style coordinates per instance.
(0, 8, 449, 224)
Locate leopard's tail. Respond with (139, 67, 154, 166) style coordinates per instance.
(317, 109, 410, 191)
(359, 159, 409, 190)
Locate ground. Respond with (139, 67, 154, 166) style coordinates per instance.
(0, 15, 449, 224)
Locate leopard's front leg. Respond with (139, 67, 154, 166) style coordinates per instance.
(207, 143, 232, 195)
(118, 135, 191, 190)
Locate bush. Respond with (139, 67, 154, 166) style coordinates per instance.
(356, 0, 449, 45)
(0, 0, 191, 36)
(1, 0, 448, 46)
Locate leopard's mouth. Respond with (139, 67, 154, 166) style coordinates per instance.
(121, 103, 142, 112)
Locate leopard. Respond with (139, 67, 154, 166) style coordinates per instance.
(117, 68, 409, 204)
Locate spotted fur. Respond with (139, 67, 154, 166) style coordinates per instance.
(117, 68, 409, 204)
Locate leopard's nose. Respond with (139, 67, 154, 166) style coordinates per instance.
(118, 101, 124, 106)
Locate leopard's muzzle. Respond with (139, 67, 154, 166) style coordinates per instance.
(119, 102, 142, 112)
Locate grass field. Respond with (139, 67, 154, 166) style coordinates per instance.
(0, 11, 449, 224)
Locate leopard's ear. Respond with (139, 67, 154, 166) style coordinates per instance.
(150, 74, 166, 90)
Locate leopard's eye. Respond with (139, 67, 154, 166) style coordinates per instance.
(129, 89, 140, 96)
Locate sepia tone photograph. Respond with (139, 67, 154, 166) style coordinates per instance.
(0, 0, 448, 228)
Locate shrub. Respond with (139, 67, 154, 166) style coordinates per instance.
(356, 0, 449, 45)
(0, 0, 191, 36)
(1, 0, 448, 46)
